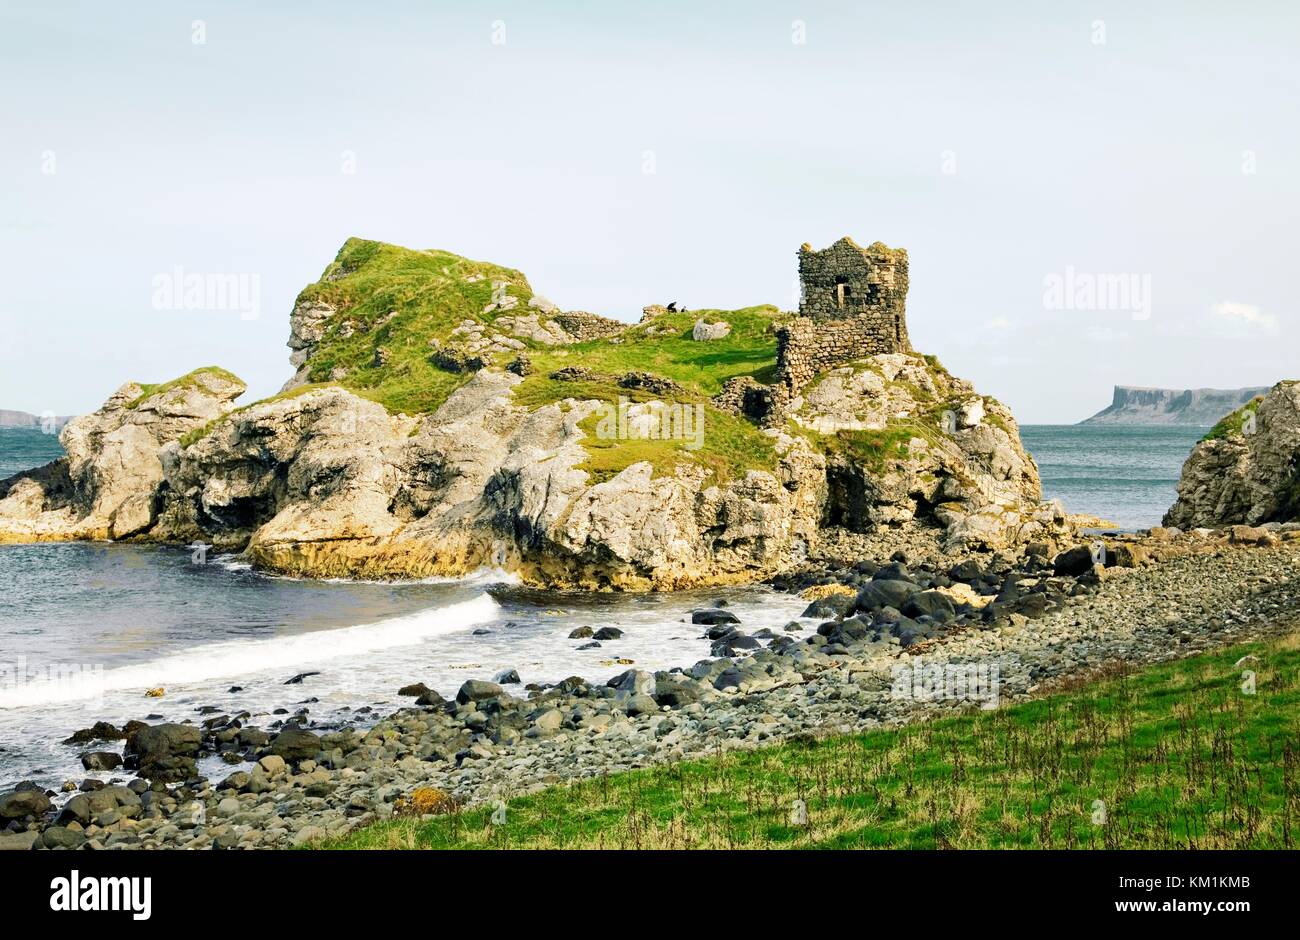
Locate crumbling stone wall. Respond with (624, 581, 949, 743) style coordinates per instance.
(768, 237, 911, 418)
(712, 376, 771, 421)
(551, 311, 626, 342)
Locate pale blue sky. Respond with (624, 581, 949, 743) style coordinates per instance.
(2, 1, 1296, 422)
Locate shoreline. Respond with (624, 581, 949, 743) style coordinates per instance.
(3, 523, 1299, 850)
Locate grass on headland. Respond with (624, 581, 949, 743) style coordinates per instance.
(126, 366, 244, 410)
(1204, 396, 1265, 442)
(294, 238, 533, 415)
(322, 631, 1300, 850)
(510, 304, 784, 484)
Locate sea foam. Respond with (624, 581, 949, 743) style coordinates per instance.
(0, 593, 499, 709)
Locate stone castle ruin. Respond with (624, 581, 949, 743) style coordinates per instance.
(762, 237, 911, 417)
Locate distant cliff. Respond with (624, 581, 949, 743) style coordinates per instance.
(0, 410, 73, 432)
(1082, 386, 1270, 426)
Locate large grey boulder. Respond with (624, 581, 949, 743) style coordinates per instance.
(856, 579, 918, 613)
(0, 787, 51, 821)
(267, 728, 322, 763)
(125, 722, 202, 782)
(57, 785, 141, 825)
(456, 679, 504, 705)
(1165, 382, 1300, 528)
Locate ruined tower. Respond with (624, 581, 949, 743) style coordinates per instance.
(796, 237, 909, 348)
(769, 237, 911, 415)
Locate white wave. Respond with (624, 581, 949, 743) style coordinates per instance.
(0, 594, 499, 709)
(211, 555, 521, 587)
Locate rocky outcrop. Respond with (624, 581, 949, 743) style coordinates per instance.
(0, 368, 245, 541)
(1164, 381, 1300, 528)
(1083, 385, 1270, 426)
(145, 371, 825, 589)
(790, 353, 1055, 550)
(0, 237, 1068, 587)
(281, 301, 337, 392)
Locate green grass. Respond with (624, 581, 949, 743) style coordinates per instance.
(320, 631, 1300, 850)
(294, 237, 539, 415)
(572, 400, 776, 485)
(516, 305, 784, 398)
(503, 305, 785, 482)
(126, 366, 244, 410)
(1203, 396, 1264, 441)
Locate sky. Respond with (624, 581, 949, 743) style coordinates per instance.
(1, 1, 1296, 423)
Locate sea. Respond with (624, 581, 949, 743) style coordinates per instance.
(1018, 425, 1206, 531)
(0, 423, 1206, 789)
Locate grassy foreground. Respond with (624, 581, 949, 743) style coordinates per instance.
(322, 631, 1300, 850)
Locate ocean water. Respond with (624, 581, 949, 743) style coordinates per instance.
(0, 542, 811, 790)
(0, 422, 1205, 789)
(0, 426, 64, 479)
(1019, 424, 1207, 530)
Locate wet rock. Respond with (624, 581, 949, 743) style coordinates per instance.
(267, 728, 321, 763)
(124, 723, 201, 783)
(456, 679, 504, 705)
(57, 785, 141, 825)
(493, 669, 521, 685)
(568, 625, 594, 639)
(856, 579, 917, 613)
(80, 751, 123, 771)
(607, 669, 655, 697)
(416, 689, 449, 707)
(0, 787, 51, 822)
(711, 634, 760, 656)
(36, 826, 86, 850)
(692, 608, 740, 626)
(621, 694, 659, 716)
(592, 627, 623, 640)
(902, 590, 956, 620)
(801, 592, 856, 619)
(62, 721, 124, 746)
(654, 676, 706, 708)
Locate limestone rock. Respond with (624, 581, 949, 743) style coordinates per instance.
(1165, 382, 1300, 528)
(0, 369, 245, 542)
(791, 353, 1048, 550)
(693, 319, 731, 341)
(281, 300, 338, 392)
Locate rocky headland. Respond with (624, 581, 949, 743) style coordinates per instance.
(1165, 381, 1300, 528)
(1082, 385, 1271, 426)
(0, 237, 1077, 588)
(5, 236, 1300, 851)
